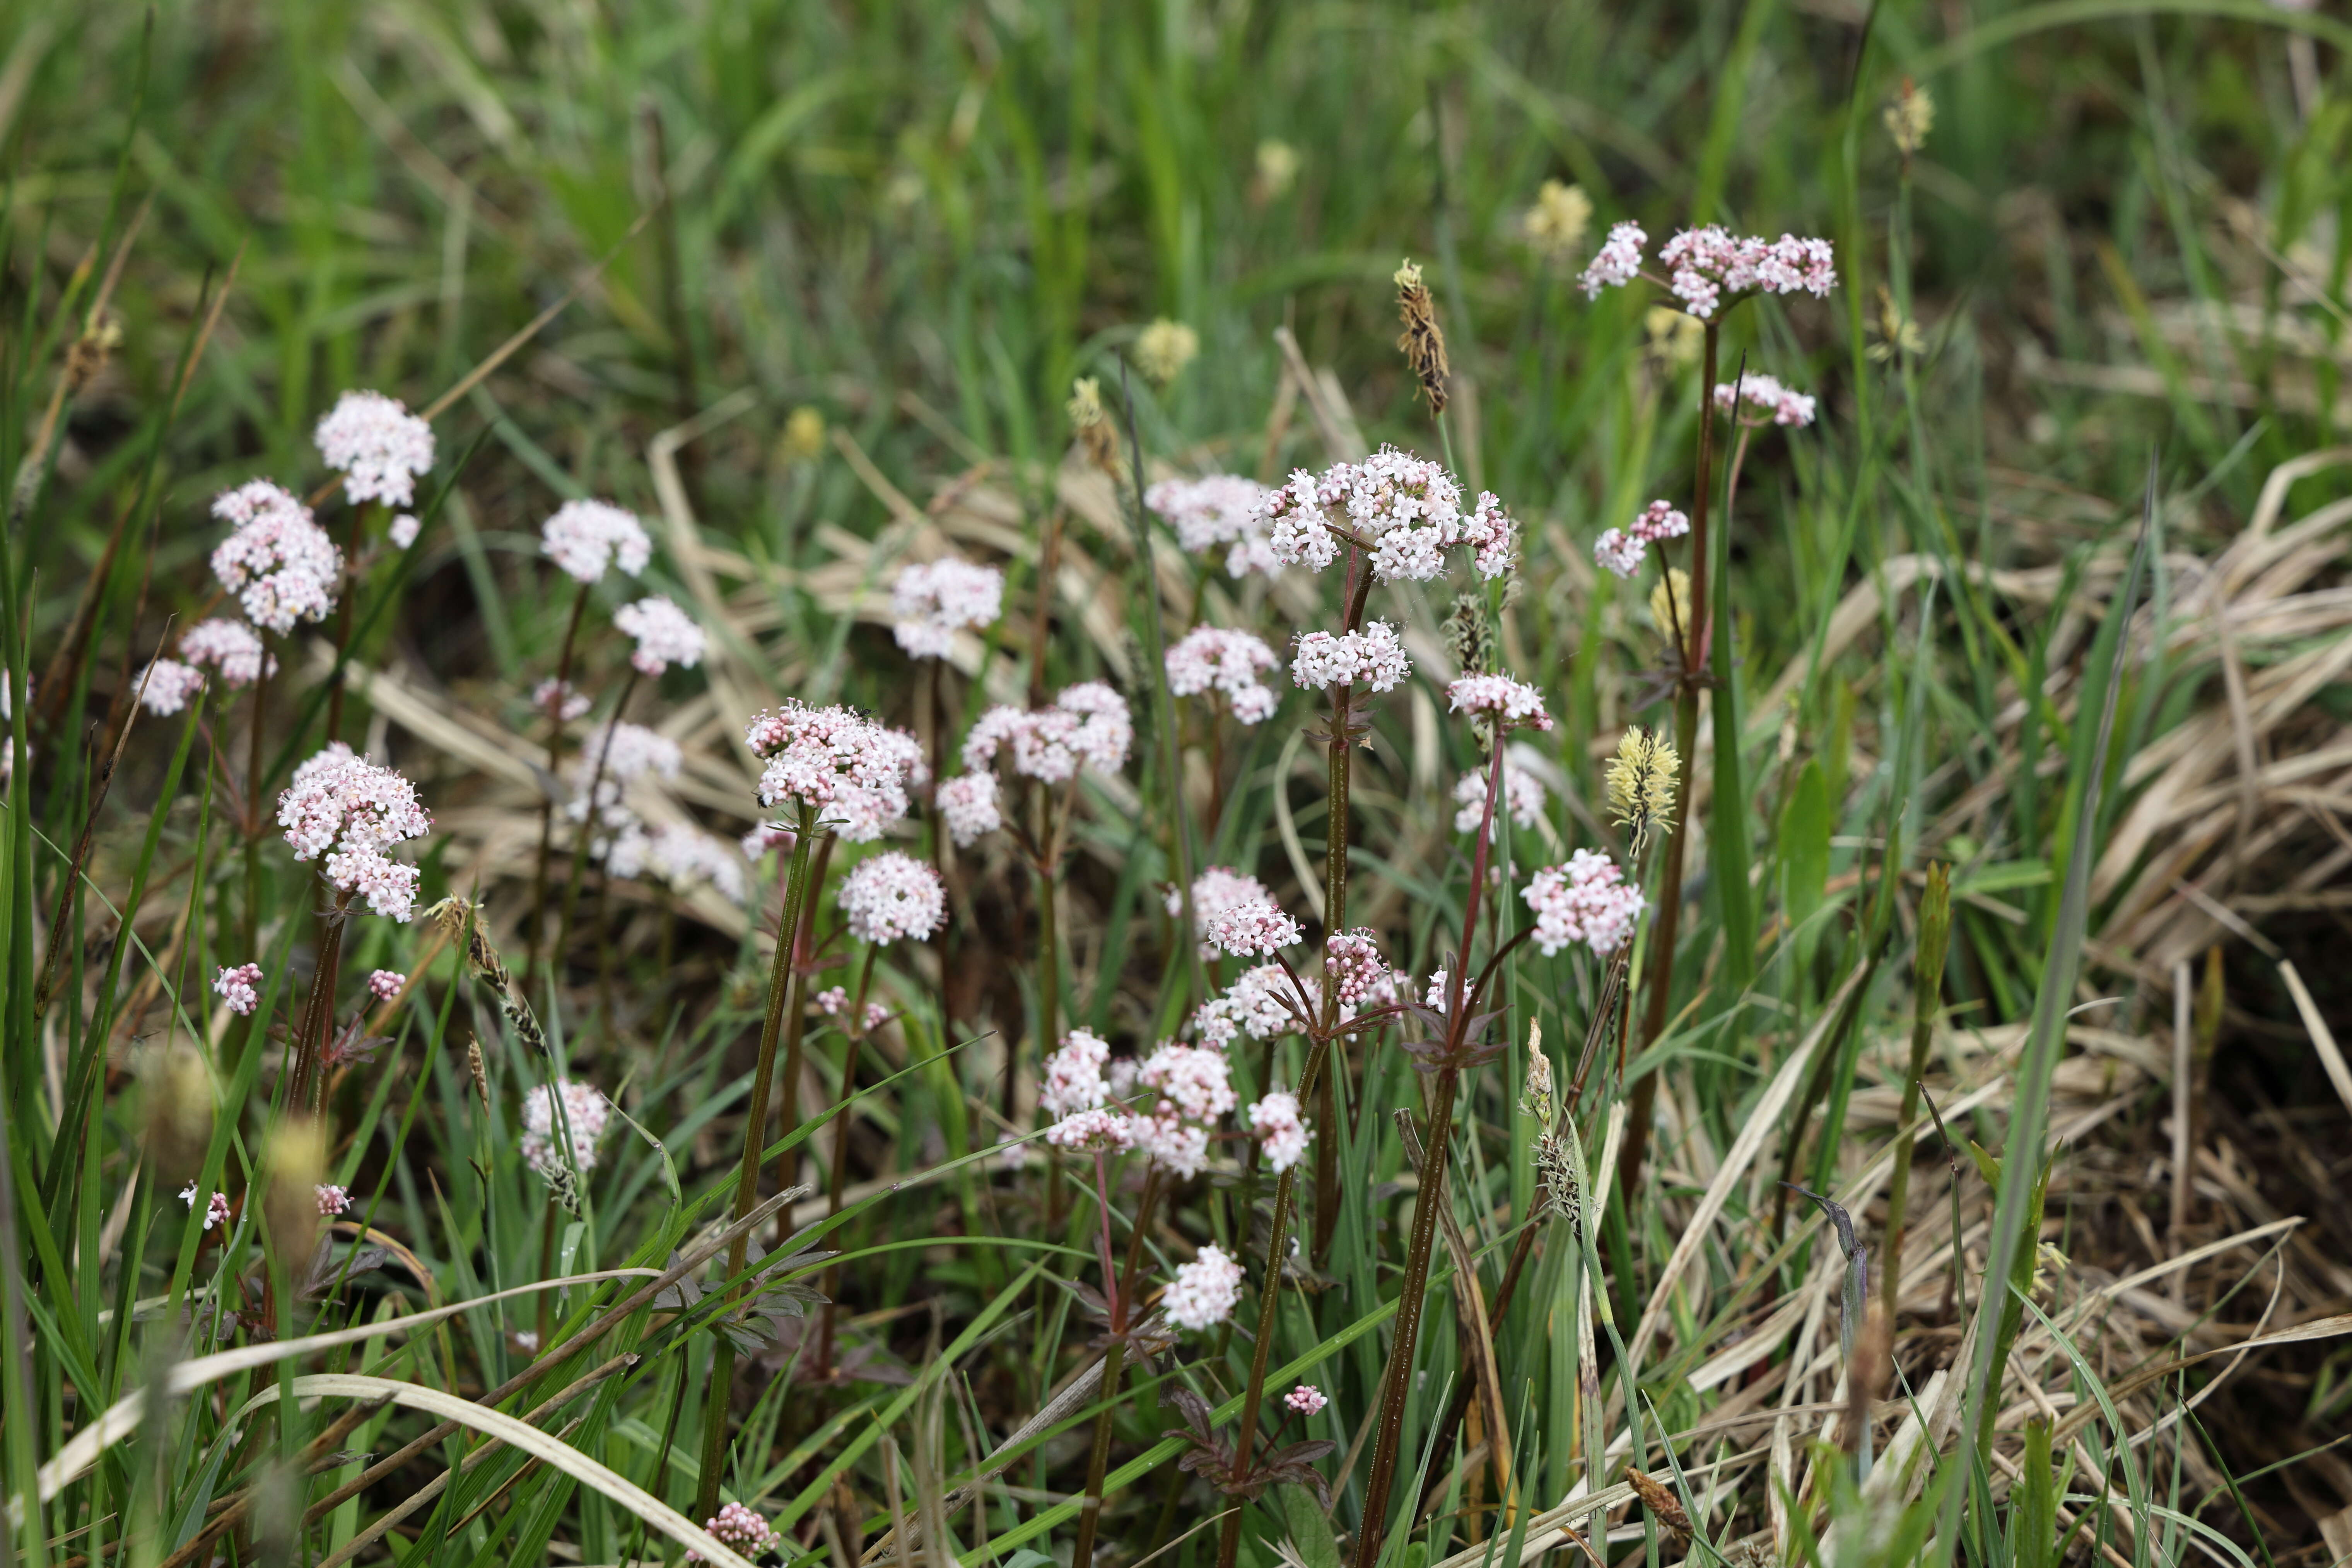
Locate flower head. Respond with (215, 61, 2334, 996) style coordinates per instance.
(1454, 763, 1547, 833)
(1206, 896, 1302, 958)
(688, 1503, 782, 1565)
(1248, 1090, 1312, 1173)
(1134, 318, 1200, 385)
(1045, 1106, 1138, 1153)
(1146, 474, 1278, 579)
(1139, 1042, 1236, 1125)
(961, 682, 1132, 784)
(1166, 626, 1279, 724)
(137, 659, 208, 716)
(1286, 1384, 1329, 1416)
(746, 703, 926, 842)
(367, 969, 406, 1002)
(1606, 726, 1681, 851)
(1657, 227, 1839, 321)
(892, 557, 1005, 658)
(1446, 675, 1553, 732)
(1523, 180, 1594, 267)
(1323, 928, 1393, 1008)
(1290, 620, 1410, 693)
(179, 619, 275, 688)
(1163, 1243, 1245, 1332)
(613, 596, 704, 675)
(1192, 963, 1318, 1046)
(567, 721, 684, 829)
(278, 746, 432, 920)
(1592, 499, 1690, 579)
(316, 1184, 352, 1217)
(539, 500, 652, 585)
(1885, 80, 1935, 158)
(215, 963, 263, 1016)
(211, 481, 341, 633)
(181, 1185, 231, 1231)
(840, 851, 946, 945)
(388, 513, 421, 550)
(610, 822, 750, 904)
(1170, 866, 1273, 956)
(1713, 373, 1817, 428)
(1042, 1029, 1113, 1119)
(315, 391, 434, 508)
(520, 1080, 611, 1182)
(532, 678, 591, 723)
(935, 771, 1001, 846)
(1524, 849, 1647, 956)
(1580, 220, 1649, 297)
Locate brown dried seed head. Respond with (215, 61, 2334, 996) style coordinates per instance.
(1624, 1467, 1691, 1542)
(1394, 258, 1449, 414)
(1066, 377, 1122, 473)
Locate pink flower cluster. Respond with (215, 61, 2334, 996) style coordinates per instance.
(180, 619, 274, 687)
(137, 659, 208, 716)
(891, 557, 1004, 658)
(1166, 626, 1279, 724)
(1248, 1090, 1312, 1173)
(961, 682, 1132, 784)
(315, 1184, 352, 1217)
(1447, 675, 1554, 731)
(934, 772, 1001, 847)
(815, 987, 891, 1033)
(540, 499, 652, 584)
(1524, 849, 1646, 956)
(840, 850, 946, 945)
(745, 702, 925, 842)
(1290, 621, 1409, 693)
(368, 969, 405, 1001)
(211, 481, 342, 634)
(688, 1502, 782, 1564)
(1041, 1028, 1112, 1119)
(1146, 474, 1278, 578)
(1133, 1041, 1236, 1177)
(1164, 1243, 1244, 1331)
(613, 595, 704, 675)
(1257, 448, 1515, 582)
(1286, 1384, 1329, 1416)
(1192, 963, 1318, 1046)
(316, 390, 434, 508)
(532, 678, 591, 722)
(1454, 764, 1548, 833)
(1045, 1106, 1137, 1153)
(1593, 500, 1690, 579)
(278, 744, 432, 920)
(1714, 373, 1817, 427)
(180, 1184, 231, 1231)
(1207, 896, 1303, 958)
(1170, 866, 1273, 950)
(1660, 227, 1836, 319)
(604, 820, 750, 904)
(520, 1079, 611, 1181)
(1323, 928, 1390, 1007)
(215, 962, 263, 1016)
(388, 513, 421, 550)
(1579, 221, 1649, 297)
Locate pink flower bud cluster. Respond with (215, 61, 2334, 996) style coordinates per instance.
(1524, 849, 1647, 956)
(1207, 896, 1303, 958)
(315, 1184, 352, 1217)
(1579, 221, 1649, 297)
(745, 702, 926, 843)
(890, 557, 1005, 658)
(211, 481, 342, 634)
(137, 659, 208, 717)
(1166, 626, 1279, 724)
(1163, 1243, 1244, 1331)
(520, 1079, 611, 1182)
(1041, 1029, 1112, 1119)
(840, 850, 946, 945)
(1146, 474, 1278, 578)
(960, 681, 1133, 785)
(1323, 928, 1393, 1006)
(815, 987, 891, 1033)
(215, 962, 263, 1016)
(1170, 866, 1273, 955)
(1257, 448, 1516, 582)
(1248, 1090, 1312, 1173)
(1713, 373, 1817, 427)
(613, 595, 705, 675)
(180, 619, 275, 687)
(1594, 499, 1690, 579)
(1290, 621, 1410, 693)
(687, 1503, 782, 1564)
(278, 745, 432, 921)
(180, 1184, 231, 1230)
(1453, 764, 1548, 834)
(368, 969, 406, 1001)
(539, 499, 651, 584)
(1286, 1384, 1329, 1416)
(315, 390, 435, 508)
(1446, 675, 1554, 731)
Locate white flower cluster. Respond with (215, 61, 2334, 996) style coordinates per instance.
(1579, 221, 1648, 297)
(540, 499, 652, 585)
(1134, 1041, 1237, 1177)
(1594, 499, 1691, 579)
(613, 595, 704, 675)
(1041, 1028, 1113, 1119)
(180, 1185, 231, 1231)
(520, 1079, 611, 1181)
(1453, 763, 1547, 833)
(1257, 448, 1515, 582)
(1192, 963, 1319, 1046)
(814, 986, 890, 1033)
(180, 619, 274, 687)
(961, 682, 1133, 785)
(745, 702, 926, 842)
(1165, 626, 1279, 724)
(566, 721, 683, 833)
(315, 1183, 352, 1217)
(136, 659, 208, 717)
(1524, 849, 1646, 956)
(934, 772, 1002, 847)
(532, 678, 591, 722)
(277, 744, 432, 920)
(688, 1504, 782, 1565)
(1206, 896, 1303, 958)
(1713, 373, 1817, 427)
(1581, 222, 1837, 321)
(1446, 674, 1554, 732)
(1168, 866, 1271, 957)
(1145, 473, 1279, 578)
(1163, 1243, 1244, 1332)
(891, 557, 1004, 659)
(1323, 928, 1399, 1009)
(211, 481, 342, 634)
(1248, 1090, 1312, 1173)
(368, 969, 405, 1001)
(315, 390, 435, 508)
(839, 850, 947, 945)
(1290, 621, 1410, 693)
(606, 820, 750, 904)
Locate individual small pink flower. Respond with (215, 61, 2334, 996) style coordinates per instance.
(1454, 764, 1547, 833)
(367, 969, 406, 1002)
(1163, 1243, 1245, 1331)
(1045, 1106, 1138, 1153)
(614, 595, 704, 675)
(388, 513, 421, 550)
(934, 772, 1001, 846)
(532, 678, 591, 723)
(137, 659, 207, 716)
(840, 851, 946, 945)
(1248, 1090, 1311, 1173)
(1206, 896, 1302, 958)
(1524, 849, 1647, 956)
(1286, 1384, 1329, 1416)
(180, 1184, 231, 1231)
(540, 499, 652, 584)
(1446, 675, 1554, 732)
(1713, 373, 1817, 428)
(687, 1501, 782, 1564)
(179, 619, 275, 688)
(891, 557, 1004, 658)
(211, 481, 342, 634)
(1166, 626, 1280, 725)
(1290, 621, 1410, 693)
(215, 963, 263, 1016)
(1148, 474, 1278, 577)
(316, 390, 434, 508)
(315, 1184, 352, 1217)
(1579, 220, 1649, 297)
(1042, 1029, 1113, 1119)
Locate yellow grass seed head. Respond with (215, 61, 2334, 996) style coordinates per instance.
(1644, 306, 1703, 368)
(1884, 79, 1935, 160)
(780, 405, 827, 463)
(1648, 567, 1694, 644)
(1522, 179, 1594, 267)
(1607, 725, 1680, 851)
(1134, 318, 1200, 386)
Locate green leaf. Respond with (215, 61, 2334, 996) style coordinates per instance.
(1282, 1483, 1343, 1568)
